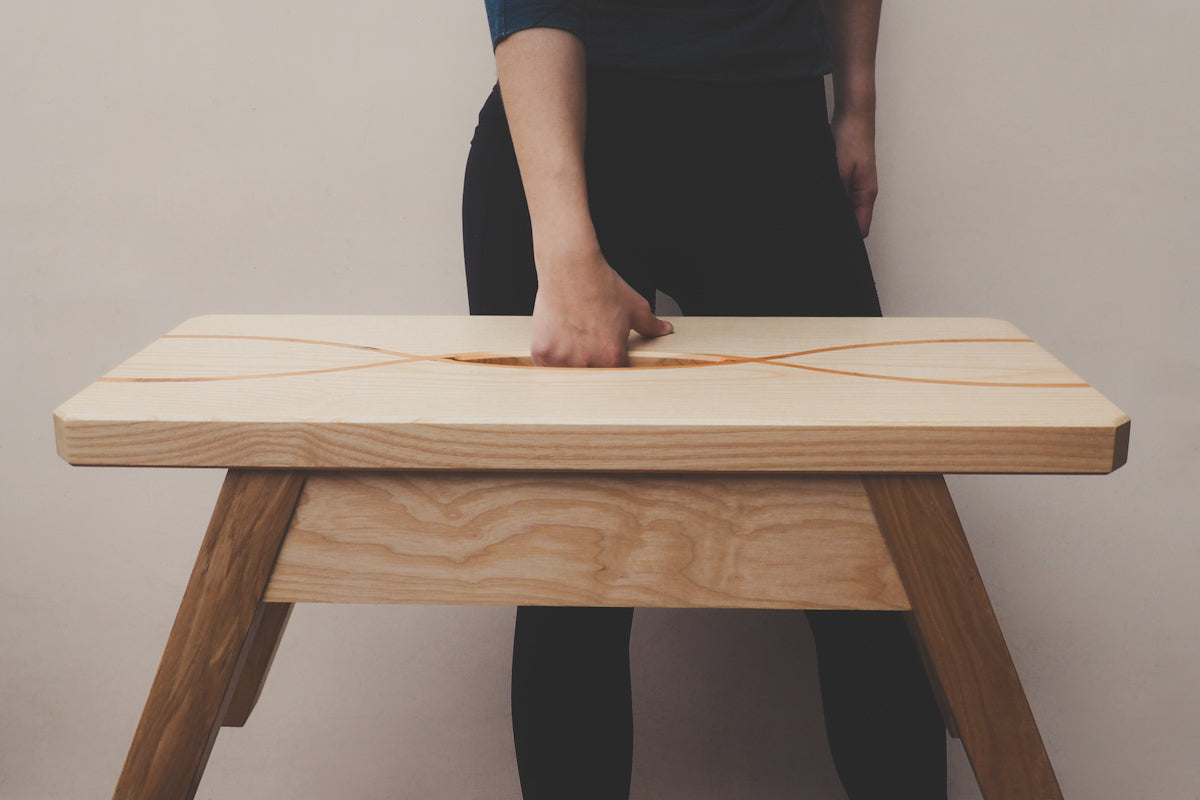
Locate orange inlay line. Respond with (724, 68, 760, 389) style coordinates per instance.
(99, 333, 439, 382)
(98, 358, 422, 383)
(748, 337, 1037, 362)
(161, 333, 425, 360)
(701, 337, 1089, 387)
(747, 360, 1091, 388)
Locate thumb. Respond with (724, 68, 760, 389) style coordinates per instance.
(630, 301, 674, 339)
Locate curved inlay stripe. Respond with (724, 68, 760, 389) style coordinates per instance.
(746, 360, 1090, 388)
(752, 337, 1036, 362)
(161, 333, 424, 359)
(96, 334, 1090, 388)
(100, 333, 433, 382)
(99, 358, 420, 383)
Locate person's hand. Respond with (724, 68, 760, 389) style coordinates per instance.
(830, 108, 878, 237)
(530, 246, 672, 367)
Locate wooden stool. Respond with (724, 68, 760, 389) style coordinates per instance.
(54, 315, 1130, 800)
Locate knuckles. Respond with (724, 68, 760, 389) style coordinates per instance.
(531, 341, 626, 368)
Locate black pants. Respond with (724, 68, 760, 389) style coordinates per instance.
(462, 69, 946, 800)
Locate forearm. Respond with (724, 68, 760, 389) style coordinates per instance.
(494, 27, 601, 285)
(492, 26, 669, 365)
(820, 0, 881, 115)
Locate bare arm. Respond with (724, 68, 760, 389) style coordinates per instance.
(494, 28, 671, 367)
(820, 0, 883, 236)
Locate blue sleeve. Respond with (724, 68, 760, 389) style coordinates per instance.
(485, 0, 585, 49)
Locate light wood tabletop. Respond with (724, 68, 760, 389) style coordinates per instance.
(54, 314, 1129, 473)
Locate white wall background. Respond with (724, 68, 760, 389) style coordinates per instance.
(3, 1, 1197, 798)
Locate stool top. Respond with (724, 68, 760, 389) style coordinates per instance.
(53, 315, 1129, 473)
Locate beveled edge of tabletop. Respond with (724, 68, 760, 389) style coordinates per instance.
(54, 415, 1131, 474)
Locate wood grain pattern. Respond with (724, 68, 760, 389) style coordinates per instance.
(113, 470, 306, 800)
(264, 472, 911, 610)
(863, 475, 1063, 800)
(53, 315, 1130, 474)
(221, 602, 292, 728)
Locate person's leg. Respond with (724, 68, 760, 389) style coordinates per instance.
(807, 611, 947, 799)
(511, 607, 636, 800)
(650, 76, 946, 800)
(462, 83, 645, 800)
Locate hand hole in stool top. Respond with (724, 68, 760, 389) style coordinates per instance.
(447, 351, 735, 368)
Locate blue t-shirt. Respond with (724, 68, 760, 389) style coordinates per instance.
(485, 0, 833, 81)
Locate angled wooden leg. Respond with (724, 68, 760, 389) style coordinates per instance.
(113, 469, 306, 800)
(862, 474, 1063, 800)
(222, 602, 293, 727)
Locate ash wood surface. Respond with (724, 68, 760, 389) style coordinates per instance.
(54, 315, 1130, 474)
(113, 470, 305, 800)
(221, 602, 292, 728)
(863, 475, 1063, 800)
(264, 472, 911, 610)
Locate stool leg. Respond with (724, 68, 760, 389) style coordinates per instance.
(113, 469, 306, 800)
(222, 602, 293, 727)
(862, 475, 1063, 800)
